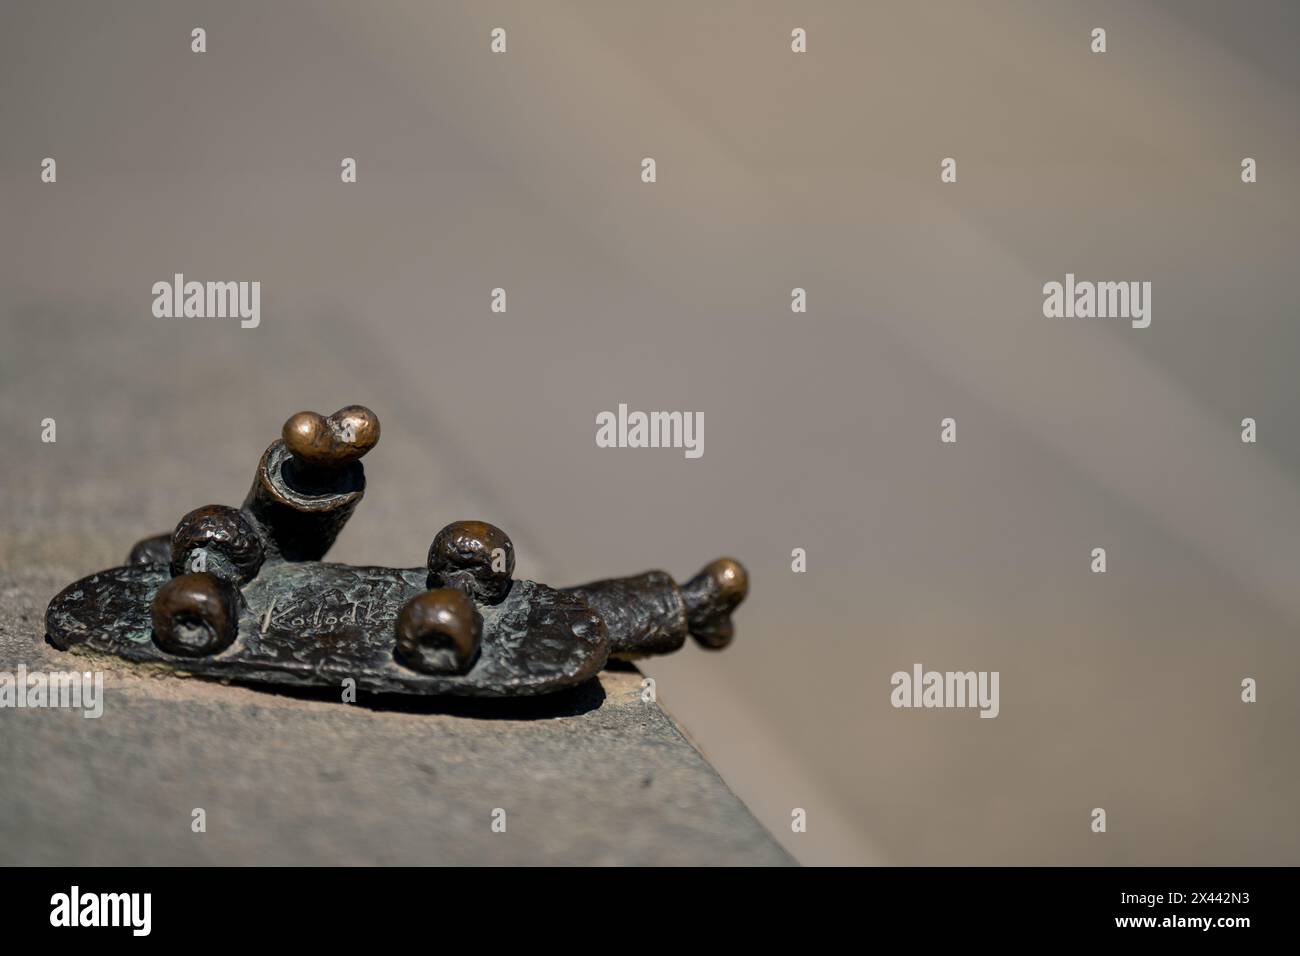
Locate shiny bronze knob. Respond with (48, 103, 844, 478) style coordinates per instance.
(427, 520, 515, 605)
(151, 571, 239, 657)
(681, 557, 748, 649)
(282, 405, 380, 469)
(394, 588, 481, 674)
(170, 504, 265, 583)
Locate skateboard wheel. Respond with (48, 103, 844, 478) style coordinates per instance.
(427, 520, 515, 605)
(126, 531, 172, 566)
(151, 571, 239, 657)
(170, 504, 265, 584)
(394, 588, 481, 675)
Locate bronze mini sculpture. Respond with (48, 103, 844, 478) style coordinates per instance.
(45, 406, 747, 697)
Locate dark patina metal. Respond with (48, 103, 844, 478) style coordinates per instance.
(45, 405, 747, 698)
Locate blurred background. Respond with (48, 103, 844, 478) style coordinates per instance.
(2, 0, 1299, 864)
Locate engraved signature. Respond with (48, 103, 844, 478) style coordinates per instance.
(258, 585, 401, 634)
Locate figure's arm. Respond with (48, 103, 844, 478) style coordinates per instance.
(242, 405, 379, 561)
(126, 405, 380, 566)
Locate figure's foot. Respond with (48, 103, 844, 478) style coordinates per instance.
(394, 588, 481, 674)
(680, 557, 748, 649)
(563, 556, 749, 658)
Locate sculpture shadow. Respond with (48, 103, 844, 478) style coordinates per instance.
(222, 670, 609, 720)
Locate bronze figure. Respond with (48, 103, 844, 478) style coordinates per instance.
(45, 406, 747, 697)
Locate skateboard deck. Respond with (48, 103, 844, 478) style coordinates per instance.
(46, 560, 609, 697)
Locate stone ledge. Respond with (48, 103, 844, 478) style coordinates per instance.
(0, 568, 791, 865)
